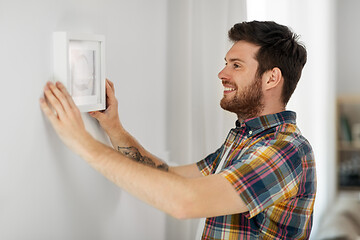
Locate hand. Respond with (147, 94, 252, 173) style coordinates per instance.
(89, 79, 123, 133)
(40, 81, 92, 152)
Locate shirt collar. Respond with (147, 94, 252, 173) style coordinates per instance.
(235, 111, 297, 135)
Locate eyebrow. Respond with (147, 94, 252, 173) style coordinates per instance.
(224, 57, 245, 63)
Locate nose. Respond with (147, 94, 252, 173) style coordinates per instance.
(218, 66, 228, 80)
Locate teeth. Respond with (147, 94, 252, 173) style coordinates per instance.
(224, 87, 235, 91)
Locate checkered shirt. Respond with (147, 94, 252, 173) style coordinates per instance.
(197, 111, 316, 239)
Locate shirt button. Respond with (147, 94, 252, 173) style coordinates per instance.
(248, 130, 253, 135)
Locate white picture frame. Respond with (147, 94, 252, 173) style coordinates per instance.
(53, 32, 106, 112)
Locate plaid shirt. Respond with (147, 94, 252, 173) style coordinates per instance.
(197, 111, 316, 240)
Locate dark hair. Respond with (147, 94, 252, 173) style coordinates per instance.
(228, 21, 307, 105)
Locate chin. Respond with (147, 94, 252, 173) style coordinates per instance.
(220, 99, 235, 113)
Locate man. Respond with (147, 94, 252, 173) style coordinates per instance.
(40, 21, 316, 239)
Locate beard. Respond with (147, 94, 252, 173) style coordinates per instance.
(220, 77, 264, 120)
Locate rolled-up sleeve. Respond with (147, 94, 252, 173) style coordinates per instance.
(197, 147, 223, 176)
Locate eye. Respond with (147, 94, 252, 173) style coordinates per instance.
(234, 63, 240, 69)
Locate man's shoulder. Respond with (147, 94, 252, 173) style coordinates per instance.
(272, 122, 313, 152)
(243, 122, 314, 164)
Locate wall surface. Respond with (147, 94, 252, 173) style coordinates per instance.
(337, 0, 360, 95)
(0, 0, 168, 239)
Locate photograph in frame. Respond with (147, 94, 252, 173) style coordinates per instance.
(53, 32, 106, 112)
(71, 48, 96, 97)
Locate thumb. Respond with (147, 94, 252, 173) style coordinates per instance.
(89, 111, 103, 121)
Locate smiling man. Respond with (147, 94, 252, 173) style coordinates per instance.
(40, 21, 316, 239)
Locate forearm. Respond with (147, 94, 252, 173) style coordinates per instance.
(78, 136, 191, 218)
(104, 124, 169, 171)
(106, 126, 203, 177)
(77, 137, 247, 219)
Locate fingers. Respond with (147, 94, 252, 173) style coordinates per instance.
(44, 83, 66, 119)
(39, 97, 60, 127)
(56, 81, 77, 109)
(106, 79, 116, 99)
(88, 79, 116, 121)
(106, 79, 115, 93)
(105, 79, 118, 107)
(48, 82, 74, 114)
(43, 81, 81, 121)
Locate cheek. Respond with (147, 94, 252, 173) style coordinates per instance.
(239, 74, 259, 90)
(235, 81, 248, 93)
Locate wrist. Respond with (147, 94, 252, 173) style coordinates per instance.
(104, 122, 128, 142)
(102, 120, 122, 135)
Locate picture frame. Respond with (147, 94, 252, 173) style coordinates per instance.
(53, 32, 106, 112)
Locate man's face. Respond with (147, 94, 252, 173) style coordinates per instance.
(218, 41, 264, 120)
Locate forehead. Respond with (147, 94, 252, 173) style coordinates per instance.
(225, 41, 260, 64)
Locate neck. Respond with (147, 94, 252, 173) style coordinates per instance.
(237, 105, 285, 122)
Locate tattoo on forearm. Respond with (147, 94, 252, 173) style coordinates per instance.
(117, 146, 169, 172)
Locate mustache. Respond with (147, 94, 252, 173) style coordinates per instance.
(222, 80, 236, 87)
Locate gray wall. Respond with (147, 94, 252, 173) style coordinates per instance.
(0, 0, 168, 239)
(337, 0, 360, 94)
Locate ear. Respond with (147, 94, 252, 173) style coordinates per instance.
(263, 67, 283, 91)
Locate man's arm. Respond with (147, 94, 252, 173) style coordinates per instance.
(39, 81, 247, 219)
(74, 136, 246, 219)
(88, 80, 202, 178)
(88, 80, 169, 170)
